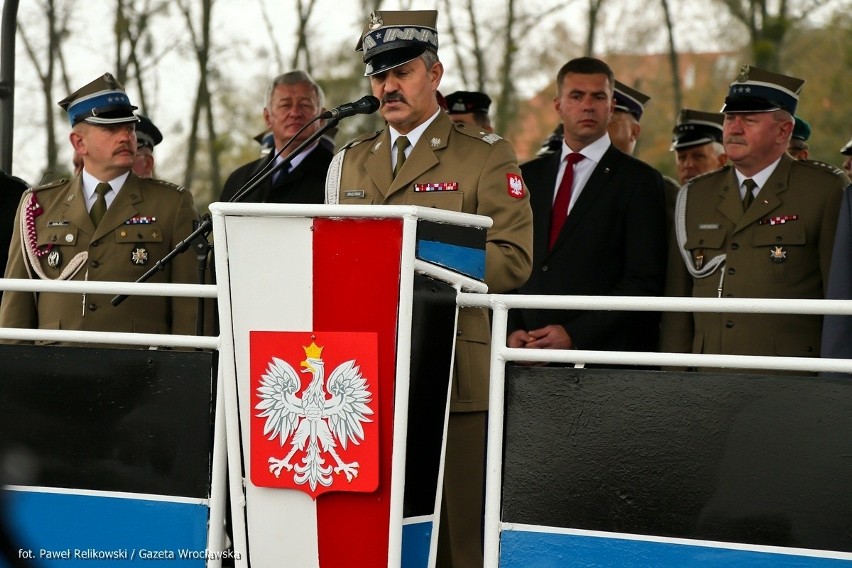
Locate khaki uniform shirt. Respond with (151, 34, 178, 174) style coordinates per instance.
(661, 154, 848, 359)
(0, 173, 203, 340)
(327, 111, 533, 412)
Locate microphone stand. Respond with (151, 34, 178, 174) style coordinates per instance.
(111, 115, 342, 309)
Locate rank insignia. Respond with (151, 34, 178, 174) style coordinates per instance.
(47, 249, 62, 269)
(507, 173, 525, 199)
(769, 246, 787, 263)
(131, 247, 149, 266)
(414, 182, 458, 192)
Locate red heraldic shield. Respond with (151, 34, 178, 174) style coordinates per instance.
(250, 331, 380, 498)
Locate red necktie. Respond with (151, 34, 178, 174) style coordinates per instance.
(549, 152, 585, 249)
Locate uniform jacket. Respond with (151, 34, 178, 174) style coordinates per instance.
(820, 183, 852, 363)
(660, 154, 847, 358)
(220, 143, 332, 204)
(327, 111, 533, 412)
(511, 144, 667, 352)
(0, 173, 203, 339)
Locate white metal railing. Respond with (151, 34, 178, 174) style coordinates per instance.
(0, 276, 224, 567)
(0, 278, 219, 349)
(456, 292, 852, 568)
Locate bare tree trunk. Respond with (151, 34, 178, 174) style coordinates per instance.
(258, 0, 286, 71)
(291, 0, 317, 73)
(18, 0, 73, 178)
(585, 0, 605, 56)
(660, 0, 682, 118)
(465, 0, 487, 91)
(178, 0, 220, 202)
(495, 0, 517, 135)
(440, 0, 470, 89)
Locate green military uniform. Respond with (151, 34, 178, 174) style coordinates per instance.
(661, 154, 847, 358)
(328, 109, 532, 567)
(329, 110, 533, 406)
(0, 173, 202, 339)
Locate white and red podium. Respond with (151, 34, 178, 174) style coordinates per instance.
(210, 203, 489, 568)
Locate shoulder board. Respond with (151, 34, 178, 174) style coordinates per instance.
(145, 178, 185, 192)
(687, 164, 731, 186)
(342, 129, 383, 150)
(31, 177, 68, 192)
(453, 122, 502, 145)
(799, 159, 847, 178)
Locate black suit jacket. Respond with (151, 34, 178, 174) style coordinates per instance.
(511, 144, 667, 352)
(219, 143, 332, 204)
(0, 172, 28, 296)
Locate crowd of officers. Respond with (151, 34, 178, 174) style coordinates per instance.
(1, 8, 852, 568)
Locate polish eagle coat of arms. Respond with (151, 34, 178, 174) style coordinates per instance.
(255, 341, 374, 492)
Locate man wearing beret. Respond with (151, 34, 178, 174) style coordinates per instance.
(326, 10, 532, 568)
(445, 90, 493, 132)
(220, 70, 330, 204)
(660, 65, 849, 363)
(0, 73, 204, 340)
(132, 113, 162, 178)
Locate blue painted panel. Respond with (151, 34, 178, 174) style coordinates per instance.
(416, 241, 485, 281)
(2, 490, 209, 567)
(401, 520, 433, 568)
(499, 530, 852, 568)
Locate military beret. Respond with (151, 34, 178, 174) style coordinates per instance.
(671, 109, 724, 151)
(841, 135, 852, 156)
(445, 91, 492, 115)
(135, 114, 163, 149)
(613, 80, 650, 121)
(791, 116, 811, 141)
(356, 10, 438, 76)
(722, 64, 803, 115)
(57, 73, 138, 126)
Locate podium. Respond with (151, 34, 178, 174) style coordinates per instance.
(210, 204, 489, 568)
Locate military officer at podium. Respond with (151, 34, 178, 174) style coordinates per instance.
(0, 73, 204, 341)
(325, 10, 533, 568)
(660, 65, 848, 362)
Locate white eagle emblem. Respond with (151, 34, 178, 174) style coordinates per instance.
(255, 341, 373, 491)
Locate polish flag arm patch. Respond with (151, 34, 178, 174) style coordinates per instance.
(507, 173, 525, 198)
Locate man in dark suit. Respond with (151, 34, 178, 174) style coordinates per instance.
(508, 57, 667, 355)
(220, 70, 331, 204)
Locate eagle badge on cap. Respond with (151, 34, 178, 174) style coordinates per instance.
(737, 65, 751, 83)
(368, 12, 383, 30)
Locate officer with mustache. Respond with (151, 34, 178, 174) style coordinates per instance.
(0, 73, 205, 341)
(661, 65, 849, 365)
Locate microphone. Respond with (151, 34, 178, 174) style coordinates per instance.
(319, 96, 380, 120)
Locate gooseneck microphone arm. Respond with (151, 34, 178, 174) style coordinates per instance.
(111, 95, 380, 308)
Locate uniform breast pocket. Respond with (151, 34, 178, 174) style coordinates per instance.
(115, 223, 165, 270)
(752, 223, 805, 282)
(36, 226, 80, 275)
(684, 229, 726, 288)
(406, 191, 464, 212)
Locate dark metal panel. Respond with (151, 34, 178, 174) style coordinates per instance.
(403, 274, 457, 517)
(501, 366, 852, 552)
(0, 345, 215, 499)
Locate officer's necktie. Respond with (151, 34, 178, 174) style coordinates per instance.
(393, 136, 410, 178)
(90, 182, 111, 227)
(549, 152, 585, 249)
(742, 178, 757, 211)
